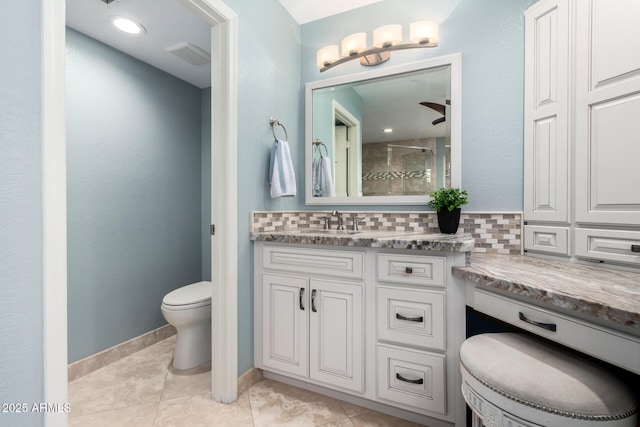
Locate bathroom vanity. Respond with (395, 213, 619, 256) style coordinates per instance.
(252, 229, 473, 427)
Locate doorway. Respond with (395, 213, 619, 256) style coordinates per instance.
(332, 100, 361, 198)
(42, 1, 238, 425)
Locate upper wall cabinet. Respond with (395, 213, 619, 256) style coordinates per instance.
(574, 0, 640, 226)
(524, 0, 640, 266)
(523, 0, 570, 224)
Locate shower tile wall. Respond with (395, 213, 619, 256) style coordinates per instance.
(362, 139, 436, 196)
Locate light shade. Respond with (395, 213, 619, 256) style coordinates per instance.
(316, 45, 340, 67)
(373, 24, 402, 48)
(410, 21, 438, 44)
(341, 32, 367, 57)
(111, 16, 145, 35)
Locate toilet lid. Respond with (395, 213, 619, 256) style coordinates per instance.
(163, 281, 212, 306)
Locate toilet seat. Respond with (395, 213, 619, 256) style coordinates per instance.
(162, 281, 211, 310)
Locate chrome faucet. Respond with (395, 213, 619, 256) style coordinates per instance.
(332, 210, 344, 230)
(349, 216, 365, 231)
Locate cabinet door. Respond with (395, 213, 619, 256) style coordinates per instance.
(523, 0, 570, 222)
(575, 0, 640, 225)
(309, 278, 363, 392)
(262, 273, 308, 377)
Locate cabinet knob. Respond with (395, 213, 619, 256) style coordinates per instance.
(631, 245, 640, 253)
(405, 266, 413, 274)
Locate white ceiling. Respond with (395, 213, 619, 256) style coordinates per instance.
(66, 0, 379, 89)
(66, 0, 212, 88)
(277, 0, 382, 24)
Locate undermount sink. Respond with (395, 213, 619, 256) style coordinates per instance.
(287, 229, 362, 235)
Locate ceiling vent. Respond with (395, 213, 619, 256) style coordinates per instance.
(166, 43, 211, 66)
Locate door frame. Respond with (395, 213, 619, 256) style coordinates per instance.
(42, 1, 238, 424)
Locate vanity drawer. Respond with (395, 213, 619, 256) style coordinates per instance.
(377, 344, 446, 415)
(377, 254, 445, 287)
(473, 289, 640, 374)
(524, 225, 569, 255)
(377, 286, 445, 351)
(575, 228, 640, 266)
(262, 245, 364, 280)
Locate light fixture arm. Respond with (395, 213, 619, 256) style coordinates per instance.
(320, 40, 437, 72)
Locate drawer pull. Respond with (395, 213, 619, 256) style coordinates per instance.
(405, 267, 413, 274)
(519, 312, 557, 332)
(311, 289, 317, 313)
(299, 288, 305, 311)
(396, 373, 424, 385)
(632, 245, 640, 253)
(396, 313, 424, 323)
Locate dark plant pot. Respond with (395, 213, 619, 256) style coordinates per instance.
(437, 208, 461, 234)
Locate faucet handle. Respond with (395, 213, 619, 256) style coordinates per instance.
(349, 216, 366, 231)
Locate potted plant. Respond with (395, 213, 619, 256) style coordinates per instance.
(427, 187, 469, 234)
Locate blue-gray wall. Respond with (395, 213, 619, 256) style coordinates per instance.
(301, 0, 537, 211)
(0, 2, 45, 425)
(66, 28, 203, 363)
(224, 0, 303, 375)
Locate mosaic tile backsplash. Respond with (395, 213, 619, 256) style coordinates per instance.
(251, 211, 522, 255)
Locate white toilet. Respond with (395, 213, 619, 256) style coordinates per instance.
(161, 281, 212, 370)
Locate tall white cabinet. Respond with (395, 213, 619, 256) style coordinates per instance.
(524, 0, 640, 266)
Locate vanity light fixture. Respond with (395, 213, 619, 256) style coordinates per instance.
(111, 16, 146, 35)
(317, 21, 438, 72)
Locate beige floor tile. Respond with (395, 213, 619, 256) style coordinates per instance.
(154, 392, 253, 427)
(249, 379, 349, 427)
(349, 410, 427, 427)
(68, 402, 158, 427)
(339, 401, 370, 418)
(161, 364, 212, 401)
(317, 418, 355, 427)
(69, 337, 174, 417)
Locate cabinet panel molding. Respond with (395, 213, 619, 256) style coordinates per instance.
(378, 286, 446, 351)
(524, 225, 569, 255)
(309, 278, 363, 392)
(589, 0, 640, 89)
(524, 0, 569, 224)
(262, 273, 308, 377)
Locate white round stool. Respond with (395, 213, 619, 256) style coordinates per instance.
(460, 333, 638, 427)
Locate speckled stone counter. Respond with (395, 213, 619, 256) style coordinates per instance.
(250, 229, 474, 253)
(453, 253, 640, 334)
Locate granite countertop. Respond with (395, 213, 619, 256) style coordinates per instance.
(250, 229, 474, 253)
(453, 253, 640, 334)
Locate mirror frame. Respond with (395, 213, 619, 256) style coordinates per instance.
(305, 53, 461, 205)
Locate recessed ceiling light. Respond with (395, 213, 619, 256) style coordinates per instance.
(111, 16, 146, 35)
(383, 128, 393, 133)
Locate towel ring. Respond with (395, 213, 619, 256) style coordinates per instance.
(269, 117, 288, 141)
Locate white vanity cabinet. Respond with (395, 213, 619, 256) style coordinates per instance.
(375, 253, 448, 415)
(258, 245, 364, 393)
(524, 0, 640, 266)
(254, 241, 468, 427)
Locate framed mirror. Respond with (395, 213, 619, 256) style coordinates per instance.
(305, 54, 461, 205)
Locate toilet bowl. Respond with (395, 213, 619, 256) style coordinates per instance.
(161, 281, 212, 370)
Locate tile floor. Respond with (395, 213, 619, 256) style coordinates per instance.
(68, 336, 427, 426)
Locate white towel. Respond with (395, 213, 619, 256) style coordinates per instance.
(269, 139, 296, 198)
